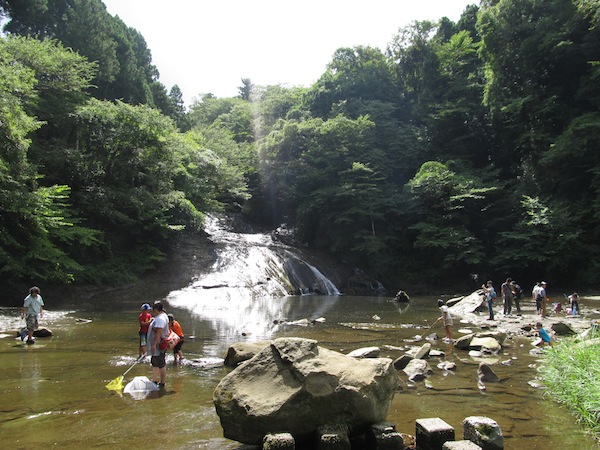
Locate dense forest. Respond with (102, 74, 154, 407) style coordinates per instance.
(1, 0, 599, 291)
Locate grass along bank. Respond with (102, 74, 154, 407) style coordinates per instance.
(540, 328, 600, 440)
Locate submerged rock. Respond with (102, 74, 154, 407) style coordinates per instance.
(347, 346, 381, 358)
(17, 327, 53, 338)
(213, 337, 397, 445)
(477, 362, 500, 383)
(403, 359, 433, 381)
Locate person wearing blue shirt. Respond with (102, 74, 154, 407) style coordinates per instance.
(535, 322, 553, 346)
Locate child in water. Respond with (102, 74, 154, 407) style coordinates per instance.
(534, 322, 553, 347)
(436, 299, 453, 343)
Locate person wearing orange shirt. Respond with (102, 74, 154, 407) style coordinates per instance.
(168, 314, 185, 363)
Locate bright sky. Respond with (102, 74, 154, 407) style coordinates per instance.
(102, 0, 474, 106)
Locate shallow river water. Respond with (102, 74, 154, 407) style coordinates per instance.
(0, 294, 598, 449)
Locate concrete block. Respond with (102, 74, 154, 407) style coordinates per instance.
(367, 421, 405, 449)
(442, 440, 482, 450)
(316, 425, 351, 450)
(416, 417, 455, 450)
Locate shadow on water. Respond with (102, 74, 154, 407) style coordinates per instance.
(1, 295, 598, 449)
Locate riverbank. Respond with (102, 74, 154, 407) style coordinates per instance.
(541, 335, 600, 443)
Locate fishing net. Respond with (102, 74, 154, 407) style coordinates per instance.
(105, 375, 124, 391)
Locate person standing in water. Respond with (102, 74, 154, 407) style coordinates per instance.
(436, 299, 453, 342)
(138, 303, 152, 357)
(21, 286, 44, 345)
(147, 301, 169, 388)
(168, 314, 185, 363)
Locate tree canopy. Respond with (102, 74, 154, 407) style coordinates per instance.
(2, 0, 600, 289)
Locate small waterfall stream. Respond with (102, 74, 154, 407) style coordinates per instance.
(166, 214, 341, 340)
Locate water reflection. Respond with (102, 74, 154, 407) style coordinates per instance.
(167, 286, 342, 343)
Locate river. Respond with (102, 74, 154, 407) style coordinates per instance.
(0, 294, 597, 449)
(1, 214, 598, 449)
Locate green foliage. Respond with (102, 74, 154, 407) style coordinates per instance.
(0, 0, 165, 107)
(3, 0, 600, 289)
(70, 98, 201, 234)
(541, 337, 600, 436)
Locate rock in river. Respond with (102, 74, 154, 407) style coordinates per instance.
(213, 337, 398, 445)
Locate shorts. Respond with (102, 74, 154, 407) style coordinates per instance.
(173, 339, 184, 353)
(25, 314, 38, 331)
(151, 353, 166, 369)
(139, 332, 147, 347)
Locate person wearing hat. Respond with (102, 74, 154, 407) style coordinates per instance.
(138, 303, 152, 357)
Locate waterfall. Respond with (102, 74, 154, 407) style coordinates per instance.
(166, 214, 342, 340)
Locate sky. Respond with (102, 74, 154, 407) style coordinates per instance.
(102, 0, 474, 106)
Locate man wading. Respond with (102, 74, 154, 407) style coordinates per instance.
(147, 301, 169, 388)
(21, 286, 44, 345)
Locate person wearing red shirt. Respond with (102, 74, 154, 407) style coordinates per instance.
(138, 303, 152, 357)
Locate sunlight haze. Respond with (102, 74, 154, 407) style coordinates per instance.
(101, 0, 474, 106)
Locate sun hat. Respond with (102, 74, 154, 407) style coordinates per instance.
(141, 303, 151, 310)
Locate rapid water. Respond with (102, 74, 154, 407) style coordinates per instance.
(1, 216, 598, 449)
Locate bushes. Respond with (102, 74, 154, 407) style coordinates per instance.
(541, 333, 600, 435)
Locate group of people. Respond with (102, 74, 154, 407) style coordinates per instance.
(433, 281, 558, 347)
(138, 301, 185, 388)
(19, 287, 186, 388)
(482, 279, 552, 320)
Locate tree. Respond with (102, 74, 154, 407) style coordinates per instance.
(0, 0, 161, 106)
(0, 36, 100, 283)
(238, 78, 253, 101)
(405, 161, 497, 279)
(305, 46, 396, 119)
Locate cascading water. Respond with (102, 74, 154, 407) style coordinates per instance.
(166, 214, 341, 341)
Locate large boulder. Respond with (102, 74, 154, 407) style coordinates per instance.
(447, 291, 486, 316)
(551, 322, 576, 336)
(213, 337, 398, 445)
